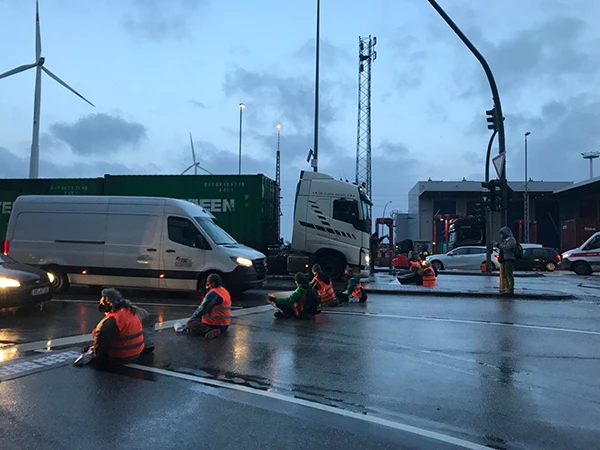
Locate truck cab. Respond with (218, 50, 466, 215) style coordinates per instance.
(290, 171, 371, 279)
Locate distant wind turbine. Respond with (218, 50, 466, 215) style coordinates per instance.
(0, 0, 95, 179)
(181, 132, 213, 175)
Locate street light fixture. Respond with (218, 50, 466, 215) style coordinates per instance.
(524, 132, 531, 243)
(382, 200, 392, 218)
(238, 102, 246, 175)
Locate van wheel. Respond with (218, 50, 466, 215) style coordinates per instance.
(43, 266, 70, 294)
(545, 262, 557, 272)
(572, 261, 592, 276)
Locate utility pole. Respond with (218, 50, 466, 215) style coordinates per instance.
(276, 124, 282, 241)
(524, 132, 531, 243)
(238, 102, 245, 175)
(582, 152, 600, 179)
(356, 35, 377, 218)
(312, 0, 320, 172)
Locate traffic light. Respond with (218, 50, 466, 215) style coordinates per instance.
(481, 180, 496, 211)
(486, 107, 498, 131)
(494, 178, 509, 211)
(474, 202, 485, 224)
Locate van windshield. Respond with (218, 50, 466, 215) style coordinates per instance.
(194, 217, 237, 245)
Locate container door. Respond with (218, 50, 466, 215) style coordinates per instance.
(161, 215, 206, 291)
(103, 201, 164, 288)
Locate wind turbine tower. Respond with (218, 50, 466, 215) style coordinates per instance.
(355, 35, 377, 216)
(0, 0, 95, 179)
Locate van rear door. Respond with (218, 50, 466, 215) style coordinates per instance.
(103, 199, 164, 288)
(161, 215, 207, 291)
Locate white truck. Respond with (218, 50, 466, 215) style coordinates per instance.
(286, 171, 371, 279)
(561, 231, 600, 275)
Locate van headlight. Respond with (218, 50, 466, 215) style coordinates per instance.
(47, 272, 55, 283)
(0, 277, 21, 288)
(561, 252, 571, 259)
(233, 257, 253, 267)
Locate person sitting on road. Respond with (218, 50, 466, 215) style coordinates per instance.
(182, 273, 231, 339)
(82, 288, 145, 366)
(310, 264, 339, 307)
(336, 268, 367, 303)
(269, 272, 321, 319)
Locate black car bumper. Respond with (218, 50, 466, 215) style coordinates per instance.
(0, 282, 53, 309)
(228, 259, 268, 292)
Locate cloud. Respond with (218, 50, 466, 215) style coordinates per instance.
(294, 39, 352, 67)
(50, 113, 147, 155)
(190, 100, 207, 109)
(122, 0, 207, 41)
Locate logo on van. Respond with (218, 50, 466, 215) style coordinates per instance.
(0, 202, 12, 215)
(187, 199, 235, 213)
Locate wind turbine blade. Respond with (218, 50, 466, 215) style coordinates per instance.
(197, 164, 213, 175)
(189, 132, 197, 165)
(0, 63, 37, 80)
(41, 66, 95, 107)
(35, 0, 41, 60)
(181, 163, 196, 175)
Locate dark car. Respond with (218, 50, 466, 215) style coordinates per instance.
(514, 247, 561, 272)
(0, 254, 53, 308)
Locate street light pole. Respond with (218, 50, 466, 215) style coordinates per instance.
(238, 103, 245, 175)
(276, 124, 282, 241)
(524, 132, 531, 243)
(382, 200, 392, 218)
(312, 0, 320, 172)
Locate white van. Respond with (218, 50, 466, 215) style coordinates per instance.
(4, 196, 267, 293)
(561, 232, 600, 276)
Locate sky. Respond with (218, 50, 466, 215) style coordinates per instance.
(0, 0, 599, 240)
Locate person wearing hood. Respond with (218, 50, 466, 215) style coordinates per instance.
(79, 288, 145, 366)
(493, 226, 517, 294)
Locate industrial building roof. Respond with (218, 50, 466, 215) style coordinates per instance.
(409, 180, 573, 196)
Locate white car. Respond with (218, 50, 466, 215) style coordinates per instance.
(427, 246, 500, 272)
(561, 232, 600, 275)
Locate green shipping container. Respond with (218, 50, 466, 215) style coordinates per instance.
(0, 177, 104, 244)
(103, 174, 278, 252)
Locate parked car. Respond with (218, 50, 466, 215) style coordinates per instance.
(561, 231, 600, 275)
(0, 254, 53, 308)
(513, 247, 561, 272)
(427, 246, 500, 272)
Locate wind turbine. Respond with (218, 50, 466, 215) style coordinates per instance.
(181, 132, 213, 175)
(0, 0, 95, 179)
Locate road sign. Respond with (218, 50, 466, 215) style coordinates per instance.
(492, 153, 505, 179)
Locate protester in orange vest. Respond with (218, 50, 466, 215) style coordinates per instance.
(75, 288, 145, 366)
(310, 263, 339, 307)
(181, 273, 231, 339)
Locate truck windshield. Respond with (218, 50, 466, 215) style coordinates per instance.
(194, 217, 237, 245)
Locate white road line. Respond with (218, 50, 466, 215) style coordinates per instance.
(51, 299, 243, 310)
(126, 363, 488, 450)
(324, 310, 600, 336)
(13, 305, 273, 353)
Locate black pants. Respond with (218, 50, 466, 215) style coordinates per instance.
(274, 302, 312, 319)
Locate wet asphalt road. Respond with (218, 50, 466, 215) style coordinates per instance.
(1, 289, 600, 449)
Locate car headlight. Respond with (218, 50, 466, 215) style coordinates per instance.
(562, 253, 570, 259)
(365, 253, 370, 264)
(0, 277, 21, 288)
(233, 257, 253, 267)
(47, 272, 55, 283)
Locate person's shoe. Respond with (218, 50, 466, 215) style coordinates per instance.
(205, 329, 221, 340)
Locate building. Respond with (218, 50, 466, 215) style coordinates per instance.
(402, 180, 573, 250)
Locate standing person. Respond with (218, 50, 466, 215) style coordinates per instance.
(310, 263, 339, 307)
(75, 288, 145, 366)
(181, 273, 231, 339)
(268, 272, 321, 319)
(493, 226, 517, 295)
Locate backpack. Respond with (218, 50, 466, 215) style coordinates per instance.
(514, 242, 523, 260)
(305, 287, 322, 315)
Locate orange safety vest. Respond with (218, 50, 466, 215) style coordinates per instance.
(313, 277, 335, 303)
(202, 286, 232, 327)
(351, 283, 363, 300)
(422, 267, 436, 287)
(105, 308, 144, 362)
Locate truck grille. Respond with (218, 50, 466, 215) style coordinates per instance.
(253, 258, 267, 279)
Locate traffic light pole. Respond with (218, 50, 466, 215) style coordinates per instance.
(484, 130, 497, 272)
(427, 0, 507, 226)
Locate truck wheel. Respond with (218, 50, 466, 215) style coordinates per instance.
(42, 266, 70, 294)
(317, 256, 345, 281)
(572, 261, 592, 276)
(545, 262, 557, 272)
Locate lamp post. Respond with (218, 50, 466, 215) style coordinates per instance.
(312, 0, 320, 172)
(382, 200, 392, 218)
(276, 124, 282, 241)
(238, 102, 245, 175)
(582, 151, 600, 179)
(524, 132, 530, 243)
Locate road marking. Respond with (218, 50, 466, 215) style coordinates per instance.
(51, 299, 243, 310)
(324, 310, 600, 336)
(12, 305, 273, 353)
(126, 363, 488, 450)
(0, 350, 80, 382)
